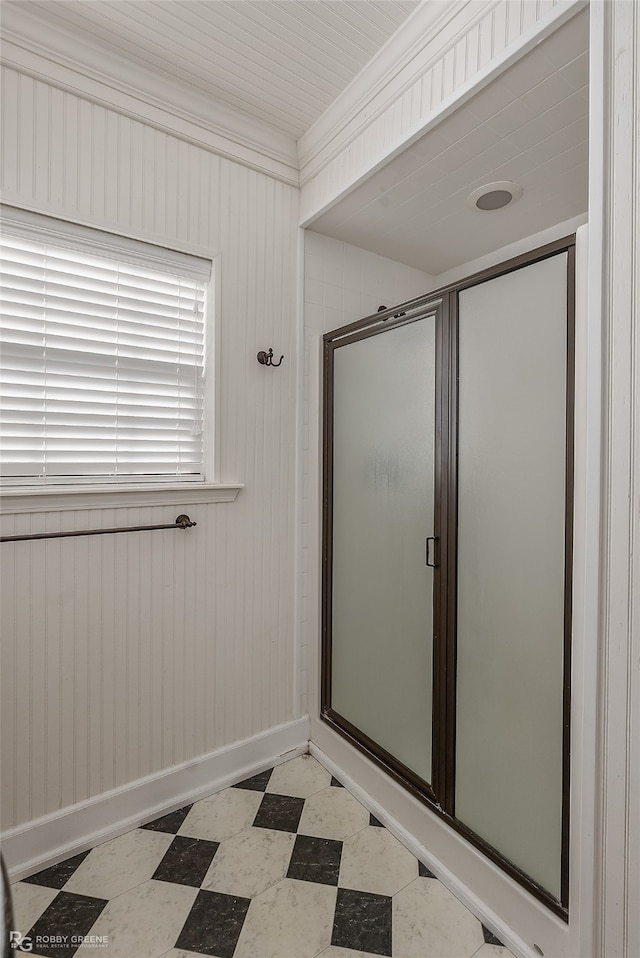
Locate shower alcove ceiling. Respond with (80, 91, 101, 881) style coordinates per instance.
(307, 6, 589, 277)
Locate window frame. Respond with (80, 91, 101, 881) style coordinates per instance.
(0, 206, 241, 512)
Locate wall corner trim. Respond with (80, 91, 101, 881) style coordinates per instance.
(3, 716, 310, 882)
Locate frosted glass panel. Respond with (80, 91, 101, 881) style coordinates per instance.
(331, 316, 435, 782)
(455, 254, 568, 898)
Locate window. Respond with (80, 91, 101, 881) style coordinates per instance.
(0, 209, 211, 487)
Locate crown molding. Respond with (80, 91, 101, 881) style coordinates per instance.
(0, 4, 299, 187)
(297, 0, 475, 182)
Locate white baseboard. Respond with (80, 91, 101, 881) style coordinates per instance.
(309, 742, 532, 958)
(4, 716, 310, 882)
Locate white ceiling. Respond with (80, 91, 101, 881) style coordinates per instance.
(2, 1, 589, 275)
(309, 7, 590, 276)
(10, 0, 420, 139)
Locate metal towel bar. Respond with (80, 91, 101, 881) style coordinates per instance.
(0, 513, 196, 543)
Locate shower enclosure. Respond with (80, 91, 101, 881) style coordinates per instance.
(321, 238, 574, 916)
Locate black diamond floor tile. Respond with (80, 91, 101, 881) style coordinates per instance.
(175, 888, 251, 958)
(23, 852, 91, 890)
(252, 793, 305, 833)
(152, 835, 219, 887)
(26, 892, 107, 958)
(286, 834, 343, 886)
(11, 757, 513, 958)
(233, 768, 273, 792)
(483, 924, 505, 946)
(419, 861, 437, 879)
(331, 887, 392, 957)
(141, 804, 193, 834)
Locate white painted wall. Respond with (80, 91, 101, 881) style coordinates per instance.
(0, 67, 302, 857)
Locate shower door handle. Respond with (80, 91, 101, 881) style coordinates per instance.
(426, 536, 438, 568)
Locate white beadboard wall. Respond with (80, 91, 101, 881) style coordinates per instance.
(299, 0, 583, 224)
(300, 231, 434, 715)
(0, 67, 300, 834)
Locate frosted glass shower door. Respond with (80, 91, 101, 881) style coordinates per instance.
(327, 313, 437, 785)
(455, 253, 570, 900)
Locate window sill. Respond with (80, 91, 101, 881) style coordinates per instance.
(0, 482, 244, 515)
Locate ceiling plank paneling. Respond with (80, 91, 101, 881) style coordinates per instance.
(308, 8, 590, 275)
(13, 0, 420, 138)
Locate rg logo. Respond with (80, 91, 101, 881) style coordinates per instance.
(9, 932, 33, 952)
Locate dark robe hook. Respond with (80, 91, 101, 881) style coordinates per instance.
(257, 348, 284, 367)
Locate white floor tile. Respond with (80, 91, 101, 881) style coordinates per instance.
(233, 878, 337, 958)
(9, 882, 58, 936)
(318, 947, 382, 957)
(339, 825, 418, 896)
(266, 755, 331, 798)
(74, 879, 197, 958)
(473, 944, 514, 958)
(178, 787, 262, 842)
(62, 829, 173, 900)
(297, 787, 369, 841)
(393, 877, 485, 958)
(202, 825, 295, 898)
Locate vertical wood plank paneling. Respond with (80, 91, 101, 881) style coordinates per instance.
(63, 91, 78, 214)
(112, 510, 129, 789)
(87, 530, 103, 799)
(0, 517, 17, 828)
(0, 68, 299, 830)
(160, 524, 175, 769)
(100, 513, 116, 794)
(116, 115, 132, 229)
(193, 503, 207, 759)
(60, 533, 77, 811)
(76, 98, 92, 216)
(598, 4, 640, 955)
(91, 104, 106, 221)
(492, 4, 508, 59)
(49, 86, 64, 210)
(72, 512, 90, 805)
(522, 1, 539, 33)
(43, 515, 62, 817)
(33, 81, 50, 207)
(136, 513, 152, 781)
(30, 533, 47, 822)
(1, 68, 18, 194)
(14, 522, 33, 826)
(165, 135, 179, 242)
(17, 74, 34, 203)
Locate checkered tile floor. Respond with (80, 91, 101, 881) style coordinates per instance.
(11, 755, 514, 958)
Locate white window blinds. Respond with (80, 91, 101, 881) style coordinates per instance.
(0, 209, 211, 485)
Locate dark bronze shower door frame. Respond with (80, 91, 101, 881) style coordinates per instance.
(321, 294, 451, 810)
(320, 236, 575, 920)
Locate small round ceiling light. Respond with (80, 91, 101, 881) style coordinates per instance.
(466, 181, 523, 212)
